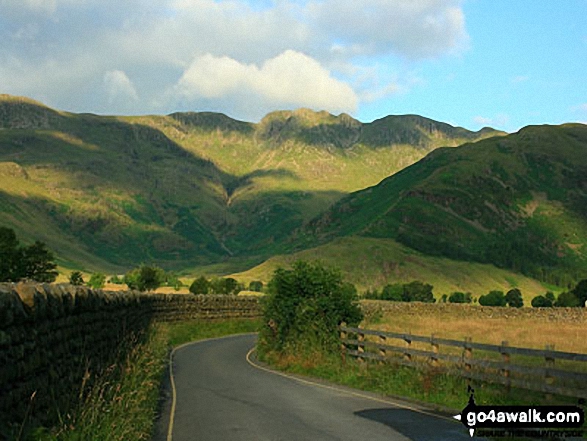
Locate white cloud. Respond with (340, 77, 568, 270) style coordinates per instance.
(104, 70, 138, 103)
(175, 50, 357, 114)
(571, 103, 587, 113)
(473, 114, 509, 128)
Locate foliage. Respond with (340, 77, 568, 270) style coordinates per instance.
(124, 265, 166, 292)
(189, 276, 210, 295)
(531, 295, 553, 307)
(87, 272, 106, 289)
(108, 275, 124, 284)
(0, 227, 57, 282)
(478, 290, 506, 307)
(554, 291, 581, 307)
(248, 280, 264, 292)
(381, 284, 403, 301)
(505, 288, 524, 307)
(448, 291, 472, 304)
(402, 281, 435, 303)
(570, 279, 587, 306)
(259, 261, 363, 353)
(69, 271, 84, 286)
(164, 272, 183, 291)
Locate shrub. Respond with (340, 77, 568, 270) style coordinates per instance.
(571, 279, 587, 306)
(478, 290, 506, 306)
(554, 291, 581, 307)
(363, 288, 380, 299)
(381, 284, 403, 301)
(448, 292, 472, 304)
(531, 295, 553, 307)
(87, 272, 106, 289)
(69, 271, 84, 286)
(109, 275, 124, 284)
(259, 261, 363, 353)
(189, 276, 210, 295)
(125, 265, 165, 291)
(249, 280, 264, 292)
(402, 281, 435, 303)
(505, 288, 524, 308)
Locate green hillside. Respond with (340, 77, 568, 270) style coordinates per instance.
(231, 236, 552, 303)
(0, 94, 500, 271)
(302, 124, 587, 286)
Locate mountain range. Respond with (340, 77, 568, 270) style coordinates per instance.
(1, 94, 585, 295)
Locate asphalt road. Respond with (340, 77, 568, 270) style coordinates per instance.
(156, 334, 473, 441)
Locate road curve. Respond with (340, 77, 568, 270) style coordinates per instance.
(156, 334, 473, 441)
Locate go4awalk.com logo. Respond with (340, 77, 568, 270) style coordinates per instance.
(453, 387, 585, 438)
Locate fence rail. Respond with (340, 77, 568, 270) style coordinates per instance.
(339, 324, 587, 399)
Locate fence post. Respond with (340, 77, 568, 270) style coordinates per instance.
(545, 344, 555, 400)
(340, 322, 347, 364)
(430, 334, 439, 367)
(403, 333, 412, 363)
(378, 334, 387, 365)
(501, 340, 511, 391)
(358, 330, 365, 363)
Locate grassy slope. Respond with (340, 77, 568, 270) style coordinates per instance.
(0, 95, 500, 272)
(231, 236, 551, 302)
(301, 124, 587, 285)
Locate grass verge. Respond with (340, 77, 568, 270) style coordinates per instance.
(30, 318, 260, 441)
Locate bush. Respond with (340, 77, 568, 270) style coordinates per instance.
(402, 281, 435, 303)
(448, 292, 472, 304)
(69, 271, 84, 286)
(109, 275, 124, 284)
(554, 291, 581, 307)
(571, 279, 587, 306)
(259, 261, 363, 353)
(87, 272, 106, 289)
(531, 295, 553, 307)
(209, 277, 241, 295)
(478, 290, 506, 306)
(381, 284, 403, 301)
(363, 288, 380, 299)
(125, 265, 165, 291)
(249, 280, 264, 292)
(189, 276, 210, 294)
(505, 288, 523, 308)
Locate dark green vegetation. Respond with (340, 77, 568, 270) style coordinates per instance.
(363, 281, 435, 303)
(0, 227, 57, 282)
(188, 275, 243, 294)
(0, 95, 500, 274)
(33, 319, 260, 441)
(258, 261, 362, 355)
(303, 124, 587, 286)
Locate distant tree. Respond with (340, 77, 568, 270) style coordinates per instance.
(505, 288, 524, 308)
(190, 276, 210, 295)
(448, 292, 472, 304)
(571, 279, 587, 306)
(249, 280, 264, 292)
(224, 277, 239, 294)
(363, 288, 380, 299)
(479, 290, 506, 307)
(531, 295, 553, 308)
(381, 284, 403, 301)
(124, 265, 165, 291)
(69, 271, 84, 286)
(545, 291, 556, 302)
(0, 227, 20, 281)
(109, 275, 124, 284)
(554, 291, 581, 307)
(165, 272, 183, 291)
(402, 281, 435, 303)
(18, 241, 58, 283)
(87, 272, 106, 289)
(441, 294, 448, 303)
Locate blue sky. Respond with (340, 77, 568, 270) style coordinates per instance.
(1, 0, 585, 132)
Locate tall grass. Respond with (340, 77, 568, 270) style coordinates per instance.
(28, 319, 260, 441)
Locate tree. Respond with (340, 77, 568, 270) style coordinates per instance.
(505, 288, 524, 308)
(259, 261, 363, 353)
(69, 271, 84, 286)
(87, 272, 106, 289)
(0, 227, 20, 281)
(402, 281, 435, 303)
(19, 241, 58, 283)
(190, 276, 210, 295)
(571, 279, 587, 306)
(531, 295, 553, 307)
(448, 292, 472, 304)
(479, 290, 506, 306)
(124, 265, 165, 291)
(381, 284, 403, 301)
(249, 280, 264, 292)
(554, 291, 580, 307)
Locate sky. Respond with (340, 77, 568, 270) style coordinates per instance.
(1, 0, 586, 132)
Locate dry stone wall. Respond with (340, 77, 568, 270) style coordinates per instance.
(0, 283, 261, 438)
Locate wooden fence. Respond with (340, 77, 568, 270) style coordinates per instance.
(339, 324, 587, 399)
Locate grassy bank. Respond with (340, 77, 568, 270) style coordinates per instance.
(30, 319, 260, 441)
